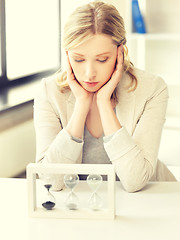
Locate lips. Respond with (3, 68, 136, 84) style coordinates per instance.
(83, 81, 99, 88)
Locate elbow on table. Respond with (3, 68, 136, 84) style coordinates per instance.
(120, 170, 153, 193)
(119, 160, 154, 193)
(122, 182, 146, 193)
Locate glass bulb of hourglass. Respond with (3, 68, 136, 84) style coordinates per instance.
(64, 174, 79, 210)
(87, 174, 103, 210)
(41, 174, 56, 210)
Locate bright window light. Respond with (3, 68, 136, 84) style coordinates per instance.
(5, 0, 60, 80)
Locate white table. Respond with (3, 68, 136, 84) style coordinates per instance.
(0, 178, 180, 240)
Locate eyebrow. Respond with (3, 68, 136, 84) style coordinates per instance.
(72, 52, 111, 57)
(96, 52, 111, 57)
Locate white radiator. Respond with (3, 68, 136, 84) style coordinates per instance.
(0, 119, 36, 177)
(0, 101, 36, 177)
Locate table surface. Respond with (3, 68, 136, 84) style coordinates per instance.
(0, 178, 180, 240)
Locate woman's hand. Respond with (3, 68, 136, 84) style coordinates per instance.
(65, 52, 94, 139)
(95, 46, 123, 136)
(95, 45, 124, 104)
(66, 52, 93, 108)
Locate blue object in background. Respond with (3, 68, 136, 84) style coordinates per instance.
(132, 0, 146, 34)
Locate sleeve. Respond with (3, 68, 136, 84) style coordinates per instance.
(103, 76, 169, 192)
(33, 79, 83, 190)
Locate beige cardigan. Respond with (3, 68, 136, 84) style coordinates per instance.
(34, 68, 176, 192)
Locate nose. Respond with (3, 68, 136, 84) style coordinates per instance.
(85, 62, 96, 81)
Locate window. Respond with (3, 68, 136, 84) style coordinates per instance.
(0, 0, 61, 87)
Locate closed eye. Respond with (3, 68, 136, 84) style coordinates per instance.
(97, 57, 109, 63)
(74, 59, 85, 63)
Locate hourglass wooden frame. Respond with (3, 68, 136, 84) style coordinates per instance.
(27, 163, 115, 220)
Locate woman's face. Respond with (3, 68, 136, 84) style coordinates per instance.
(68, 34, 118, 92)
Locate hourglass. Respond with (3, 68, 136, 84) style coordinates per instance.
(41, 174, 56, 210)
(64, 174, 79, 210)
(87, 174, 103, 210)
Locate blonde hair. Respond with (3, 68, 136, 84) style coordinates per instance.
(57, 1, 137, 101)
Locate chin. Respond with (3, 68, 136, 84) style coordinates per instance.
(83, 86, 100, 93)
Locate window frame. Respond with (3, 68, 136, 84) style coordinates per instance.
(0, 0, 61, 89)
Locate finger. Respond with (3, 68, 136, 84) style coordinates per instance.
(66, 52, 76, 84)
(109, 47, 123, 85)
(66, 51, 73, 74)
(116, 45, 124, 71)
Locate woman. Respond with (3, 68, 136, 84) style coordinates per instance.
(34, 1, 176, 192)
